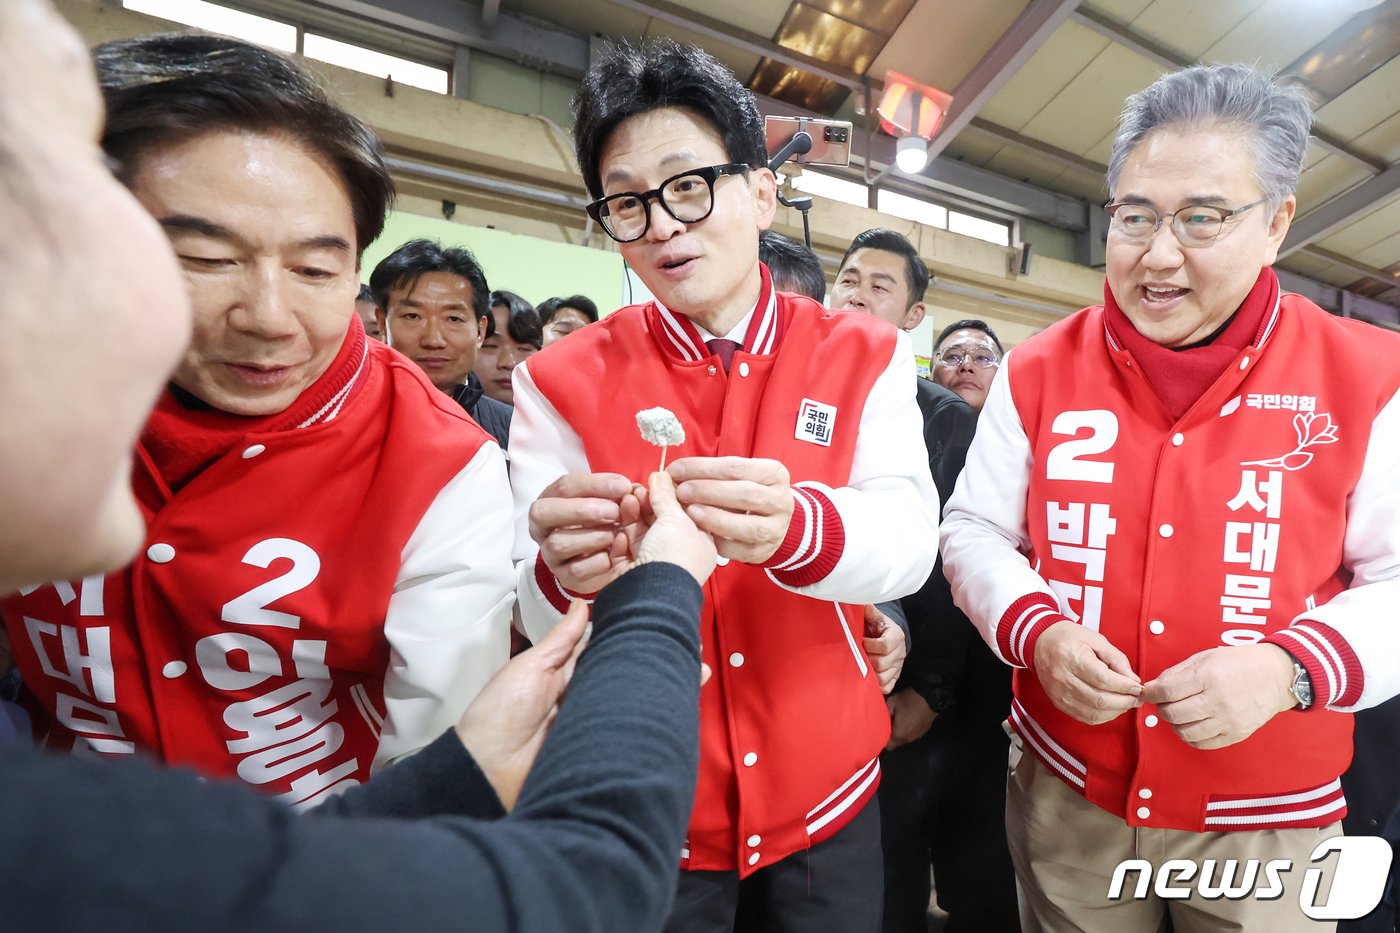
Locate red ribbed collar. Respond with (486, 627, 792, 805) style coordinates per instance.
(1103, 268, 1279, 420)
(649, 263, 781, 363)
(140, 316, 368, 492)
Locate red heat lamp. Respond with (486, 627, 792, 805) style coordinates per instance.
(877, 71, 953, 174)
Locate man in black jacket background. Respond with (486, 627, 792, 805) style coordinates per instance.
(831, 228, 1018, 932)
(371, 238, 514, 450)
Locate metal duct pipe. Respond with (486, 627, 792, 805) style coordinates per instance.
(384, 156, 590, 211)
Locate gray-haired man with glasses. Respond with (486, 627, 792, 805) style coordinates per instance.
(508, 39, 939, 933)
(942, 63, 1400, 931)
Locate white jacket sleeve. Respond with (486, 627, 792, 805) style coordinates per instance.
(765, 330, 939, 604)
(373, 443, 515, 770)
(1268, 388, 1400, 711)
(508, 361, 591, 644)
(940, 353, 1060, 667)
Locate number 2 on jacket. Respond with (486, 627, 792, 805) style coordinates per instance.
(1044, 411, 1120, 632)
(203, 537, 360, 806)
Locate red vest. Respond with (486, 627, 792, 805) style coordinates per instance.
(530, 291, 897, 874)
(3, 331, 489, 807)
(1008, 293, 1400, 830)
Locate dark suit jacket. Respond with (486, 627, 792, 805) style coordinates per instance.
(883, 379, 1009, 726)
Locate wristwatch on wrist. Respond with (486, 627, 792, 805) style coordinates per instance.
(1289, 656, 1315, 710)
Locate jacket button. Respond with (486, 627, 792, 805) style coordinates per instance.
(1149, 620, 1165, 635)
(161, 661, 187, 679)
(147, 543, 176, 563)
(748, 852, 760, 866)
(743, 752, 758, 767)
(747, 834, 761, 847)
(1137, 806, 1151, 819)
(1239, 357, 1250, 370)
(716, 556, 730, 567)
(1158, 524, 1174, 538)
(1171, 433, 1184, 447)
(707, 365, 718, 376)
(1138, 788, 1153, 799)
(1145, 714, 1159, 727)
(729, 653, 745, 668)
(242, 444, 266, 459)
(738, 362, 750, 377)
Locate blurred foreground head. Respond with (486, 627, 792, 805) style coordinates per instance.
(0, 0, 190, 594)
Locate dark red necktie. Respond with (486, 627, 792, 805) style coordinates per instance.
(707, 338, 741, 374)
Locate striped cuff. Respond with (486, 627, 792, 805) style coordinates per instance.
(1264, 620, 1364, 709)
(763, 486, 845, 587)
(998, 593, 1068, 669)
(533, 551, 594, 614)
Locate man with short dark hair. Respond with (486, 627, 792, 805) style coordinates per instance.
(0, 8, 712, 928)
(758, 230, 825, 302)
(371, 239, 511, 449)
(538, 295, 600, 346)
(832, 228, 1016, 933)
(1, 32, 514, 807)
(355, 285, 383, 341)
(477, 290, 541, 406)
(832, 228, 928, 331)
(510, 39, 939, 933)
(931, 319, 1003, 413)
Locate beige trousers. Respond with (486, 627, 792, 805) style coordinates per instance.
(1005, 736, 1340, 933)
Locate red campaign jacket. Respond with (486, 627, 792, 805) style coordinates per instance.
(942, 287, 1400, 831)
(508, 267, 941, 875)
(2, 322, 513, 807)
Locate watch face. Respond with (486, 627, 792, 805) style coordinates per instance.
(1293, 662, 1314, 709)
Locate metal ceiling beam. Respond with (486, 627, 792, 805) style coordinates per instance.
(481, 0, 500, 34)
(752, 94, 1092, 231)
(924, 0, 1082, 162)
(1070, 7, 1177, 70)
(919, 157, 1090, 230)
(289, 0, 590, 75)
(598, 0, 875, 94)
(1070, 7, 1387, 175)
(1305, 246, 1400, 292)
(966, 117, 1107, 178)
(1280, 163, 1400, 257)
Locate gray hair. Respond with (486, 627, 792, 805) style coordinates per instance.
(1107, 63, 1314, 211)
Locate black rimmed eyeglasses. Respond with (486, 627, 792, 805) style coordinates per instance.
(586, 163, 752, 244)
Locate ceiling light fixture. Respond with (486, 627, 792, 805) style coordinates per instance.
(895, 134, 930, 174)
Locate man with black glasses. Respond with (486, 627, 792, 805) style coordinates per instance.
(508, 40, 939, 933)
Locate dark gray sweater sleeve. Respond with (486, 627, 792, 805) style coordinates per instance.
(311, 727, 506, 821)
(0, 561, 703, 933)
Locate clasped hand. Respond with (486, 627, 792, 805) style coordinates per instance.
(466, 471, 716, 809)
(1033, 621, 1299, 749)
(530, 457, 795, 590)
